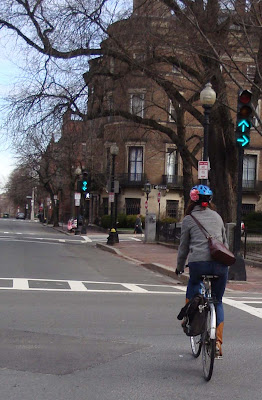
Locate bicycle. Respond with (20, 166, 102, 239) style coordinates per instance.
(190, 275, 217, 381)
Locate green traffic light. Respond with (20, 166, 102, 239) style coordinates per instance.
(82, 180, 88, 191)
(237, 119, 250, 133)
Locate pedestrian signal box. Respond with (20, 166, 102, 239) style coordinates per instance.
(236, 90, 253, 148)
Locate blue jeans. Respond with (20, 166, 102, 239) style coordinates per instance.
(186, 261, 228, 326)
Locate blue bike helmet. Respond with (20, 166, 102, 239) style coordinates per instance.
(190, 185, 213, 204)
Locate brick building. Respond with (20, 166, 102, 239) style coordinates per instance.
(59, 0, 262, 224)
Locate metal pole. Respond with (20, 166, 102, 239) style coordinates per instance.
(201, 105, 211, 185)
(228, 145, 246, 281)
(110, 154, 115, 229)
(234, 147, 244, 254)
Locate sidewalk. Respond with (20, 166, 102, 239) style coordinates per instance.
(97, 240, 262, 294)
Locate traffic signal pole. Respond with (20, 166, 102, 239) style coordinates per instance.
(228, 90, 252, 281)
(234, 146, 244, 254)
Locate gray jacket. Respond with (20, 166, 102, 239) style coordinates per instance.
(177, 205, 228, 271)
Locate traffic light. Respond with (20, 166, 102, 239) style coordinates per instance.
(236, 90, 253, 148)
(77, 172, 89, 195)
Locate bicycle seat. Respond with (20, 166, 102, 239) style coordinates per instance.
(201, 275, 219, 281)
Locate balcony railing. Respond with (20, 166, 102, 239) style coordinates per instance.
(162, 175, 184, 189)
(118, 173, 147, 187)
(242, 180, 262, 192)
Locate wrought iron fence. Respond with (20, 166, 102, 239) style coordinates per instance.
(156, 222, 181, 244)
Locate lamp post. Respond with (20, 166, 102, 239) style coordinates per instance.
(200, 83, 216, 185)
(144, 180, 151, 215)
(107, 144, 119, 245)
(144, 180, 152, 243)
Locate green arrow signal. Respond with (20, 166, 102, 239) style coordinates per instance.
(237, 120, 250, 133)
(237, 135, 250, 147)
(82, 181, 88, 191)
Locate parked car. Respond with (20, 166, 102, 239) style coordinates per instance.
(16, 212, 25, 220)
(3, 213, 9, 218)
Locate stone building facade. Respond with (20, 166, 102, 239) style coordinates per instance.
(60, 0, 262, 224)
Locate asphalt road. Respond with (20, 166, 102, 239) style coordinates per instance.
(0, 218, 262, 399)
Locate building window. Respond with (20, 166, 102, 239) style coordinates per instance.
(130, 93, 145, 117)
(166, 148, 178, 183)
(105, 147, 111, 176)
(169, 100, 177, 122)
(107, 94, 114, 112)
(128, 146, 143, 181)
(242, 203, 255, 216)
(125, 198, 141, 215)
(243, 154, 257, 188)
(253, 99, 261, 127)
(247, 64, 256, 80)
(166, 200, 179, 219)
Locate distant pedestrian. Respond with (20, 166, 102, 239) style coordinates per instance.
(134, 214, 143, 235)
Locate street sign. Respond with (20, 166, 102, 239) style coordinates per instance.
(74, 192, 81, 200)
(109, 192, 114, 203)
(153, 185, 167, 190)
(75, 199, 80, 206)
(145, 200, 148, 210)
(157, 192, 161, 203)
(198, 161, 209, 180)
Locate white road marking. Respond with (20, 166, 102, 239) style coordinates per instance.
(223, 298, 262, 319)
(13, 279, 29, 290)
(130, 237, 142, 241)
(68, 281, 88, 291)
(81, 236, 93, 242)
(121, 283, 148, 293)
(0, 278, 185, 294)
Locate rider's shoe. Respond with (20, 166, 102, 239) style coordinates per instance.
(215, 341, 223, 359)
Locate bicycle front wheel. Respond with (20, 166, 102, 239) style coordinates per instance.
(190, 335, 202, 358)
(202, 306, 216, 381)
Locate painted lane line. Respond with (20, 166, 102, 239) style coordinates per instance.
(68, 281, 88, 291)
(13, 279, 29, 290)
(130, 237, 142, 242)
(59, 239, 66, 242)
(223, 298, 262, 319)
(121, 283, 148, 293)
(81, 236, 93, 242)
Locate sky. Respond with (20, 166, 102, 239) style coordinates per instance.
(0, 35, 20, 190)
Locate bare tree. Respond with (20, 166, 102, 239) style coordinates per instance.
(1, 0, 262, 222)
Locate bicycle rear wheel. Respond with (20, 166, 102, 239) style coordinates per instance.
(190, 335, 202, 358)
(202, 308, 216, 381)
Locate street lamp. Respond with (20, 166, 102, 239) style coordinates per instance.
(144, 180, 151, 214)
(107, 143, 119, 245)
(200, 82, 216, 185)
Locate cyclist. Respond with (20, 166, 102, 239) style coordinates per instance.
(175, 185, 228, 359)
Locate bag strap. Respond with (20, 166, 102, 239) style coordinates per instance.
(190, 214, 211, 240)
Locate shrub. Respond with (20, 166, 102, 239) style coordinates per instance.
(117, 213, 127, 228)
(160, 217, 178, 224)
(126, 214, 137, 228)
(243, 212, 262, 231)
(100, 215, 111, 229)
